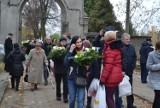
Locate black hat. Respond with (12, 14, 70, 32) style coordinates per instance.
(60, 36, 67, 42)
(8, 33, 13, 36)
(146, 37, 152, 42)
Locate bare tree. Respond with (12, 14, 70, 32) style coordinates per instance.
(22, 0, 61, 39)
(114, 0, 160, 34)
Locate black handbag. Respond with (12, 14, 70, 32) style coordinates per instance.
(74, 67, 87, 87)
(24, 74, 28, 82)
(74, 76, 87, 87)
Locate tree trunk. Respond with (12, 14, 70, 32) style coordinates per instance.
(125, 0, 130, 33)
(40, 18, 46, 39)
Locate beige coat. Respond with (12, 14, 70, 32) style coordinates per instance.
(26, 48, 48, 84)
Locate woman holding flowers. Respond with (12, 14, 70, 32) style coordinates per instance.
(64, 36, 86, 108)
(52, 37, 68, 103)
(100, 31, 124, 108)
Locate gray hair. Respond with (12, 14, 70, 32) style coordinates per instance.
(121, 33, 130, 39)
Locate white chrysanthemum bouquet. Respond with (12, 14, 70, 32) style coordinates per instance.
(72, 47, 101, 66)
(48, 46, 67, 59)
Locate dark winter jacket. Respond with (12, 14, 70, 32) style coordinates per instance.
(6, 48, 25, 76)
(139, 41, 153, 64)
(100, 40, 124, 87)
(4, 38, 13, 56)
(92, 35, 105, 55)
(88, 60, 100, 80)
(64, 51, 86, 80)
(53, 45, 68, 75)
(42, 43, 55, 58)
(26, 44, 35, 55)
(123, 44, 137, 75)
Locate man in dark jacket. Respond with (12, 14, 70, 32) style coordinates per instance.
(121, 33, 137, 108)
(139, 38, 153, 83)
(92, 26, 116, 70)
(4, 33, 13, 72)
(42, 36, 55, 85)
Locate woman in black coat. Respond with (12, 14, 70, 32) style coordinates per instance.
(6, 43, 25, 91)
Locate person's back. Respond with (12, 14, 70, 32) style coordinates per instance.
(139, 38, 153, 83)
(6, 43, 25, 91)
(140, 40, 153, 64)
(4, 33, 13, 72)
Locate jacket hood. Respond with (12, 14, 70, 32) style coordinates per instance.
(109, 40, 124, 49)
(13, 48, 21, 54)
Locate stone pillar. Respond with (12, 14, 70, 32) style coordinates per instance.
(63, 0, 86, 37)
(0, 0, 21, 44)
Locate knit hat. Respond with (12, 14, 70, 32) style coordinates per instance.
(13, 43, 19, 49)
(146, 37, 152, 42)
(60, 37, 67, 42)
(8, 33, 13, 36)
(83, 40, 92, 48)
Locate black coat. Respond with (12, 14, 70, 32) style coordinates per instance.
(53, 58, 68, 75)
(42, 43, 55, 58)
(6, 48, 25, 77)
(4, 38, 13, 56)
(87, 60, 100, 80)
(123, 44, 137, 75)
(92, 35, 105, 55)
(139, 41, 153, 64)
(4, 38, 13, 72)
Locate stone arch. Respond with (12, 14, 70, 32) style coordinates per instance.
(0, 0, 86, 44)
(19, 0, 68, 37)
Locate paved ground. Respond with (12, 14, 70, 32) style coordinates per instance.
(133, 73, 154, 103)
(0, 71, 153, 108)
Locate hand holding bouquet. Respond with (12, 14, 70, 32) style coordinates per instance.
(73, 47, 101, 66)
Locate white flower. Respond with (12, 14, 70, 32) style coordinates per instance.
(59, 47, 62, 50)
(92, 47, 96, 50)
(53, 46, 57, 49)
(62, 47, 65, 49)
(75, 55, 78, 58)
(85, 48, 90, 52)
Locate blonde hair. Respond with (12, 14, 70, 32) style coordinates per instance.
(104, 31, 116, 42)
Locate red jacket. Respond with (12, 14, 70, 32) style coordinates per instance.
(100, 40, 123, 87)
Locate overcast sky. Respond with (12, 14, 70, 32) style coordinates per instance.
(109, 0, 160, 33)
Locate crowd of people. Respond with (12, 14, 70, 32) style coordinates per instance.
(3, 28, 160, 108)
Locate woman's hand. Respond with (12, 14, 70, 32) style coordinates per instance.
(70, 44, 76, 52)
